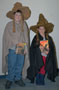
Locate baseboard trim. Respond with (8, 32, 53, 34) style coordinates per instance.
(0, 69, 59, 79)
(0, 75, 7, 79)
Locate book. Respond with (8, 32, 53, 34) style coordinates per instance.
(16, 43, 26, 54)
(40, 40, 49, 51)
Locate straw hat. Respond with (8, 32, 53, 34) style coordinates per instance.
(30, 14, 54, 33)
(6, 2, 31, 20)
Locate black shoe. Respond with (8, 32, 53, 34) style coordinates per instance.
(5, 80, 12, 89)
(47, 76, 56, 82)
(31, 78, 34, 83)
(15, 79, 25, 87)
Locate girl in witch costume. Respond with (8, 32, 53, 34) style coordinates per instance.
(27, 14, 58, 85)
(2, 2, 31, 89)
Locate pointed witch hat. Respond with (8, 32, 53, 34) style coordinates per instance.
(30, 14, 54, 33)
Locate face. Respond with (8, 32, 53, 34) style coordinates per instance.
(14, 12, 22, 22)
(37, 26, 45, 35)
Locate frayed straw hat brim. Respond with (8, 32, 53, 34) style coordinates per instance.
(6, 2, 31, 20)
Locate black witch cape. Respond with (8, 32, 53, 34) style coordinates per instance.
(27, 34, 58, 82)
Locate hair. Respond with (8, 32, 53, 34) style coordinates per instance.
(13, 10, 22, 14)
(13, 10, 24, 32)
(36, 26, 48, 45)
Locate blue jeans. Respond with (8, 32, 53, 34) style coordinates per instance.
(36, 73, 45, 85)
(6, 49, 24, 81)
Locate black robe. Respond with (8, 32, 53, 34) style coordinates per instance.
(27, 34, 58, 82)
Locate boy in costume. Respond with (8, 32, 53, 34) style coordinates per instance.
(2, 2, 31, 89)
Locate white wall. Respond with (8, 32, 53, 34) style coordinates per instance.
(0, 0, 59, 75)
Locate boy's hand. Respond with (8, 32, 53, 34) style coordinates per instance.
(24, 50, 27, 55)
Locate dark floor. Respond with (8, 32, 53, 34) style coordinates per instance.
(0, 75, 59, 90)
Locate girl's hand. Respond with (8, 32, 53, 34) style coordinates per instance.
(44, 48, 49, 55)
(44, 50, 49, 55)
(39, 46, 49, 54)
(39, 46, 44, 52)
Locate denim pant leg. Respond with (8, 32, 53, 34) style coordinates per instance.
(15, 54, 24, 81)
(6, 49, 17, 81)
(36, 73, 45, 85)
